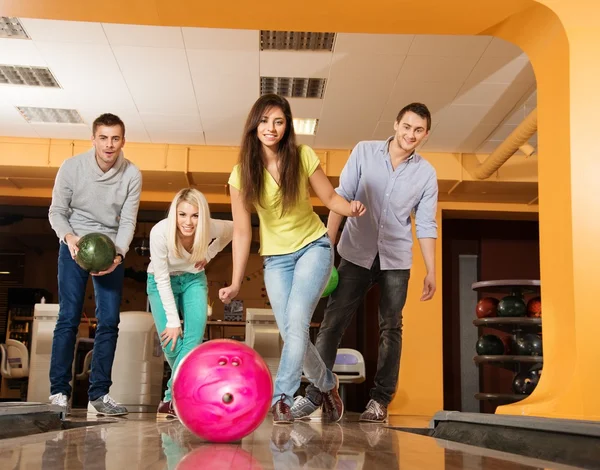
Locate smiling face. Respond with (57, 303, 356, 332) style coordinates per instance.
(176, 201, 199, 239)
(256, 106, 287, 151)
(392, 110, 429, 154)
(91, 124, 125, 171)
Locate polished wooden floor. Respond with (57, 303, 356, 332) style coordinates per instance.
(0, 412, 584, 469)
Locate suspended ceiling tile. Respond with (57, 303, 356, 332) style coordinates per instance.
(182, 27, 258, 51)
(112, 45, 198, 115)
(21, 18, 108, 44)
(0, 38, 47, 67)
(259, 51, 332, 78)
(102, 23, 184, 48)
(407, 34, 493, 57)
(396, 55, 480, 85)
(333, 33, 414, 55)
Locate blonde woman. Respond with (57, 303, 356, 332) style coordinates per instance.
(147, 188, 233, 419)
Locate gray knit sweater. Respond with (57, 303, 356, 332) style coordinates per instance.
(48, 148, 142, 256)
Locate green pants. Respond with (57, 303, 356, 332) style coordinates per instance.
(147, 272, 208, 402)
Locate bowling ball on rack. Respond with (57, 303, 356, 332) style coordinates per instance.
(512, 369, 541, 394)
(475, 334, 505, 355)
(497, 295, 527, 317)
(475, 297, 499, 318)
(515, 333, 543, 356)
(172, 339, 273, 443)
(527, 296, 542, 317)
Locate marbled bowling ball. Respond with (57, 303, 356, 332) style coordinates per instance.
(515, 333, 543, 356)
(527, 296, 542, 318)
(476, 297, 499, 318)
(172, 339, 273, 443)
(476, 334, 505, 355)
(498, 295, 527, 317)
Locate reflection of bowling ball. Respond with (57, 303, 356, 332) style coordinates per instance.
(172, 339, 273, 443)
(498, 295, 527, 317)
(321, 266, 339, 297)
(512, 370, 541, 394)
(76, 233, 117, 273)
(475, 297, 499, 318)
(476, 334, 505, 355)
(527, 296, 542, 317)
(515, 333, 543, 356)
(175, 445, 262, 470)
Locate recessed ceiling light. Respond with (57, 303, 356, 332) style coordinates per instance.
(0, 65, 60, 88)
(260, 31, 336, 51)
(293, 118, 319, 136)
(0, 17, 29, 40)
(17, 107, 85, 124)
(261, 77, 326, 99)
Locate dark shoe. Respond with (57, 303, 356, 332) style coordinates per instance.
(321, 374, 344, 422)
(359, 399, 388, 423)
(290, 395, 320, 420)
(271, 394, 294, 424)
(157, 400, 177, 419)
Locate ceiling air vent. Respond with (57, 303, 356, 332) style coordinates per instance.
(260, 31, 335, 51)
(17, 107, 84, 124)
(0, 65, 60, 88)
(261, 77, 326, 99)
(0, 17, 29, 39)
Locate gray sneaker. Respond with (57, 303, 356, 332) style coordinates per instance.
(359, 399, 388, 423)
(87, 394, 128, 416)
(290, 395, 321, 420)
(49, 392, 70, 416)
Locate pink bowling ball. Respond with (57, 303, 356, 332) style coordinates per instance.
(172, 339, 273, 443)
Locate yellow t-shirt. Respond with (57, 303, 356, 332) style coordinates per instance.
(228, 145, 327, 256)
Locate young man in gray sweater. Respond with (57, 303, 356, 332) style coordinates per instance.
(48, 113, 142, 416)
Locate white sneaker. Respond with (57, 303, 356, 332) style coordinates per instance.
(49, 393, 70, 415)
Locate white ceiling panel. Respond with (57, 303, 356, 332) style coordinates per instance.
(102, 24, 184, 48)
(187, 49, 258, 137)
(33, 42, 137, 110)
(483, 37, 525, 59)
(21, 19, 108, 44)
(315, 53, 405, 148)
(372, 121, 394, 140)
(334, 33, 414, 55)
(112, 46, 198, 115)
(0, 122, 38, 138)
(463, 56, 534, 87)
(296, 135, 316, 147)
(77, 108, 151, 142)
(380, 81, 462, 122)
(183, 28, 258, 51)
(147, 130, 205, 145)
(408, 35, 492, 57)
(141, 113, 202, 133)
(0, 86, 70, 108)
(0, 38, 47, 66)
(396, 55, 480, 84)
(259, 51, 332, 78)
(454, 83, 530, 107)
(287, 98, 323, 119)
(30, 123, 91, 139)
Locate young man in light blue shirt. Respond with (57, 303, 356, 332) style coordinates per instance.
(292, 103, 438, 423)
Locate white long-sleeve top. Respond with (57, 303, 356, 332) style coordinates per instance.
(147, 218, 233, 327)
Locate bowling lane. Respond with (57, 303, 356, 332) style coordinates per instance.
(0, 413, 584, 469)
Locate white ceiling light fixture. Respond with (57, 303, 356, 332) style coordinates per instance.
(261, 77, 326, 99)
(0, 17, 29, 39)
(17, 107, 85, 124)
(293, 118, 319, 136)
(0, 65, 61, 88)
(260, 31, 336, 51)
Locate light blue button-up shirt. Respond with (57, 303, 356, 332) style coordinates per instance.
(335, 137, 438, 271)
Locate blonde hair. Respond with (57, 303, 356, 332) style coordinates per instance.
(166, 188, 211, 264)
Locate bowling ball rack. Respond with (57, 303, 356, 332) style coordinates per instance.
(471, 279, 543, 411)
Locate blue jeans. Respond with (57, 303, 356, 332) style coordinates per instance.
(147, 272, 208, 402)
(50, 242, 124, 401)
(263, 234, 337, 407)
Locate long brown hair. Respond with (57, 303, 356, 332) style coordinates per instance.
(238, 94, 300, 216)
